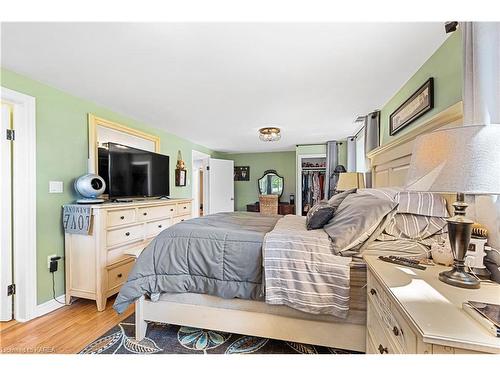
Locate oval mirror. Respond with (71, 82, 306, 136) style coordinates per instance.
(258, 170, 284, 197)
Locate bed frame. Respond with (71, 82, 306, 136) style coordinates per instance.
(135, 102, 464, 352)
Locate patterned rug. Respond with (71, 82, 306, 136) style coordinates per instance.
(80, 314, 361, 354)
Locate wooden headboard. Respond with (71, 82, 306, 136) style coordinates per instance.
(367, 102, 463, 210)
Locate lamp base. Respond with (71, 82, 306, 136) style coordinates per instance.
(439, 267, 480, 289)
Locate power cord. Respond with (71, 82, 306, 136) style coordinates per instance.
(51, 271, 67, 305)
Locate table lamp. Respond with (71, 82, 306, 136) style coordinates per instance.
(406, 125, 500, 289)
(336, 172, 365, 191)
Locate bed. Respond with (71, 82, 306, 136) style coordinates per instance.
(115, 103, 463, 352)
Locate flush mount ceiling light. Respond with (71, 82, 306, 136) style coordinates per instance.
(259, 127, 281, 142)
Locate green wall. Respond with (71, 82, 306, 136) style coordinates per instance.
(224, 151, 296, 211)
(1, 68, 214, 304)
(380, 32, 463, 145)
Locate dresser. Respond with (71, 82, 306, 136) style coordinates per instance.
(364, 255, 500, 354)
(246, 201, 295, 215)
(64, 199, 192, 311)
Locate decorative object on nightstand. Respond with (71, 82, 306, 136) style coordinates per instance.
(430, 238, 454, 266)
(336, 172, 365, 192)
(406, 125, 500, 289)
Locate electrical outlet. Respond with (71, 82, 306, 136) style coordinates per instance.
(47, 254, 57, 269)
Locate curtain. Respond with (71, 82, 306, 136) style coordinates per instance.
(324, 141, 339, 199)
(461, 22, 500, 250)
(462, 22, 500, 125)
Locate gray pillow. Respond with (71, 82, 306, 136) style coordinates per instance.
(327, 188, 357, 209)
(306, 201, 335, 230)
(324, 193, 398, 255)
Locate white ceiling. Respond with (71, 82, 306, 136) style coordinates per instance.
(1, 23, 448, 153)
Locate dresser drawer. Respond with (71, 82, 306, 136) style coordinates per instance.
(107, 209, 136, 227)
(172, 215, 191, 225)
(107, 260, 135, 291)
(138, 205, 175, 221)
(367, 300, 401, 354)
(146, 218, 172, 238)
(387, 299, 417, 353)
(107, 224, 143, 247)
(176, 202, 191, 216)
(367, 272, 391, 314)
(367, 271, 416, 353)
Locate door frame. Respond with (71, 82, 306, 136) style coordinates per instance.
(1, 87, 37, 322)
(296, 153, 326, 216)
(191, 150, 210, 218)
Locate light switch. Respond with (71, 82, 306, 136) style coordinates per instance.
(49, 181, 63, 193)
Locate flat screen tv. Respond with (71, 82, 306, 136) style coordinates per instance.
(98, 142, 170, 199)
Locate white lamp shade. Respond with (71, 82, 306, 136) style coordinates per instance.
(406, 125, 500, 194)
(337, 172, 365, 191)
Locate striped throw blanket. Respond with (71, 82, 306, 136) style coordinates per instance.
(263, 215, 352, 318)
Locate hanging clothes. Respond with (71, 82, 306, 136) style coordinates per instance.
(301, 170, 326, 215)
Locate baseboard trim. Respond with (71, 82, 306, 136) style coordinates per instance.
(35, 295, 66, 318)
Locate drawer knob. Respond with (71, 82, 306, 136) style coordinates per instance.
(143, 212, 147, 216)
(120, 216, 125, 220)
(117, 273, 123, 278)
(392, 326, 400, 336)
(125, 232, 130, 236)
(170, 208, 174, 211)
(370, 288, 377, 296)
(183, 206, 187, 209)
(378, 344, 388, 354)
(158, 225, 162, 228)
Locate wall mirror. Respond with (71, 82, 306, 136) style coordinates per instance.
(258, 170, 284, 197)
(88, 114, 160, 174)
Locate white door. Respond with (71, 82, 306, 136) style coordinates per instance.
(0, 102, 13, 321)
(207, 158, 234, 214)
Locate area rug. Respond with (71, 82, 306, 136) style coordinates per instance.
(79, 314, 361, 354)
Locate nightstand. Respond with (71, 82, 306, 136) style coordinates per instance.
(364, 255, 500, 354)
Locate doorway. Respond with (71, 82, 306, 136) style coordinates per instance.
(191, 150, 210, 218)
(1, 87, 37, 322)
(0, 101, 13, 321)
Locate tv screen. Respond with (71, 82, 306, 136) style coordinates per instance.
(99, 143, 170, 199)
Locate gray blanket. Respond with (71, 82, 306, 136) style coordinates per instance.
(113, 212, 280, 313)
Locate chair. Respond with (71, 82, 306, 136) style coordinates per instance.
(259, 195, 279, 216)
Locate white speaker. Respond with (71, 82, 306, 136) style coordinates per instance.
(74, 174, 106, 204)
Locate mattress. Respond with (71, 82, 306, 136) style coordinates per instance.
(154, 260, 367, 325)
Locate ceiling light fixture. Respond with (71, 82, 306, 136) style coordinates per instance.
(259, 127, 281, 142)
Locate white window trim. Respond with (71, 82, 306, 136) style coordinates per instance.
(1, 87, 37, 322)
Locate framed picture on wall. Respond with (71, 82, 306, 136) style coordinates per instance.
(389, 78, 434, 136)
(234, 166, 250, 181)
(175, 169, 187, 187)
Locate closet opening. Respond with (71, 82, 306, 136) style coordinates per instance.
(297, 155, 327, 216)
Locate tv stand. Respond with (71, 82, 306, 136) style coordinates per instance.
(64, 198, 193, 311)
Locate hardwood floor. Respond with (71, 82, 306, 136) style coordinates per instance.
(0, 297, 134, 354)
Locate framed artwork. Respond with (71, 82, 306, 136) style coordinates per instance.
(234, 166, 250, 181)
(175, 169, 187, 187)
(389, 78, 434, 136)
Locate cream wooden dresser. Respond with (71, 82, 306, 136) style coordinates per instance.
(364, 255, 500, 354)
(65, 198, 192, 311)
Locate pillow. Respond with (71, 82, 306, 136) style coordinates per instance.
(306, 201, 336, 230)
(356, 187, 403, 202)
(395, 191, 449, 217)
(327, 188, 357, 209)
(378, 213, 448, 243)
(323, 193, 398, 255)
